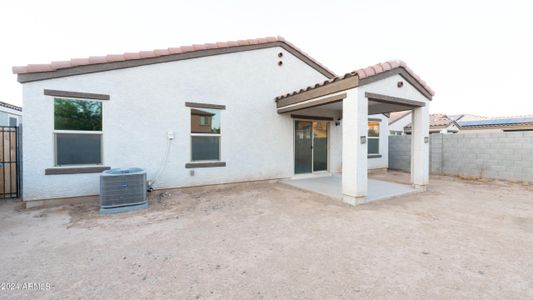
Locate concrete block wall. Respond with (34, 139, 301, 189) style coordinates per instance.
(388, 132, 533, 182)
(388, 135, 411, 172)
(429, 134, 443, 174)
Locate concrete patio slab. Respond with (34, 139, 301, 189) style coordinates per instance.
(282, 174, 417, 202)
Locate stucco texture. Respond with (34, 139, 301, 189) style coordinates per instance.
(22, 47, 328, 200)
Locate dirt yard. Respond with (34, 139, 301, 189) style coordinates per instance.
(1, 172, 532, 299)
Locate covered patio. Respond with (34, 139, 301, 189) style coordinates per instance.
(275, 60, 434, 205)
(282, 174, 418, 202)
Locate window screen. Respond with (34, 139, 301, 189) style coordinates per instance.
(56, 133, 102, 165)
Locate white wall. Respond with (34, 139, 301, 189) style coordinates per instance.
(357, 74, 430, 169)
(22, 47, 329, 201)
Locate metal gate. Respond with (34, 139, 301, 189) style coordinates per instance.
(0, 126, 20, 198)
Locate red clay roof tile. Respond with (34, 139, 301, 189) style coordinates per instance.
(137, 51, 154, 58)
(275, 60, 434, 101)
(405, 114, 454, 129)
(89, 56, 107, 64)
(107, 54, 126, 62)
(167, 47, 182, 55)
(123, 52, 141, 60)
(154, 49, 170, 56)
(13, 36, 335, 79)
(51, 60, 72, 69)
(27, 64, 54, 73)
(12, 66, 28, 74)
(70, 58, 90, 66)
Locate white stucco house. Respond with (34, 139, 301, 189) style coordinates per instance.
(13, 36, 434, 207)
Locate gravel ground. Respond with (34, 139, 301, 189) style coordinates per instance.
(1, 172, 532, 299)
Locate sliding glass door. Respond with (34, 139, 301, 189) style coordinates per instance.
(312, 121, 328, 172)
(295, 121, 313, 174)
(294, 120, 328, 174)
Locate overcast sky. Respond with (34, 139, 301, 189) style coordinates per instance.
(1, 0, 532, 117)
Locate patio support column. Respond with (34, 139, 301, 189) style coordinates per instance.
(342, 89, 368, 205)
(410, 105, 430, 189)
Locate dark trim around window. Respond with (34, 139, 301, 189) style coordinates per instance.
(290, 114, 334, 121)
(45, 166, 110, 175)
(44, 89, 110, 100)
(185, 102, 226, 110)
(185, 162, 226, 168)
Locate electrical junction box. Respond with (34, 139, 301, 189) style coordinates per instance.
(167, 131, 174, 140)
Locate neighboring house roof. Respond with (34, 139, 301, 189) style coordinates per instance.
(458, 116, 533, 129)
(447, 114, 463, 121)
(13, 36, 336, 83)
(404, 114, 457, 131)
(275, 60, 435, 101)
(389, 111, 411, 125)
(448, 114, 488, 121)
(191, 108, 215, 116)
(0, 101, 22, 112)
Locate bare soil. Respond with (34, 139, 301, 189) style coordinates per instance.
(1, 172, 532, 299)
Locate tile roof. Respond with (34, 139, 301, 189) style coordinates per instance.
(388, 111, 411, 125)
(448, 114, 488, 122)
(0, 101, 22, 112)
(458, 116, 533, 128)
(12, 36, 336, 78)
(191, 108, 215, 116)
(447, 114, 463, 121)
(405, 114, 455, 129)
(275, 60, 434, 101)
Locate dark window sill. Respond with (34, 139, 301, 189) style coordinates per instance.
(185, 162, 226, 168)
(368, 154, 382, 159)
(45, 166, 110, 175)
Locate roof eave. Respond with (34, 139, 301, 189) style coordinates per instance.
(388, 111, 412, 125)
(275, 65, 434, 103)
(16, 39, 337, 84)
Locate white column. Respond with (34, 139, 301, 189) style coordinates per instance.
(410, 105, 430, 188)
(342, 89, 368, 205)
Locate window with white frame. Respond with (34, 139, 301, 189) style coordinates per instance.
(368, 120, 380, 155)
(190, 108, 221, 161)
(54, 98, 103, 166)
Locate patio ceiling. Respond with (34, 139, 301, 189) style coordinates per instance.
(366, 92, 425, 114)
(276, 91, 425, 115)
